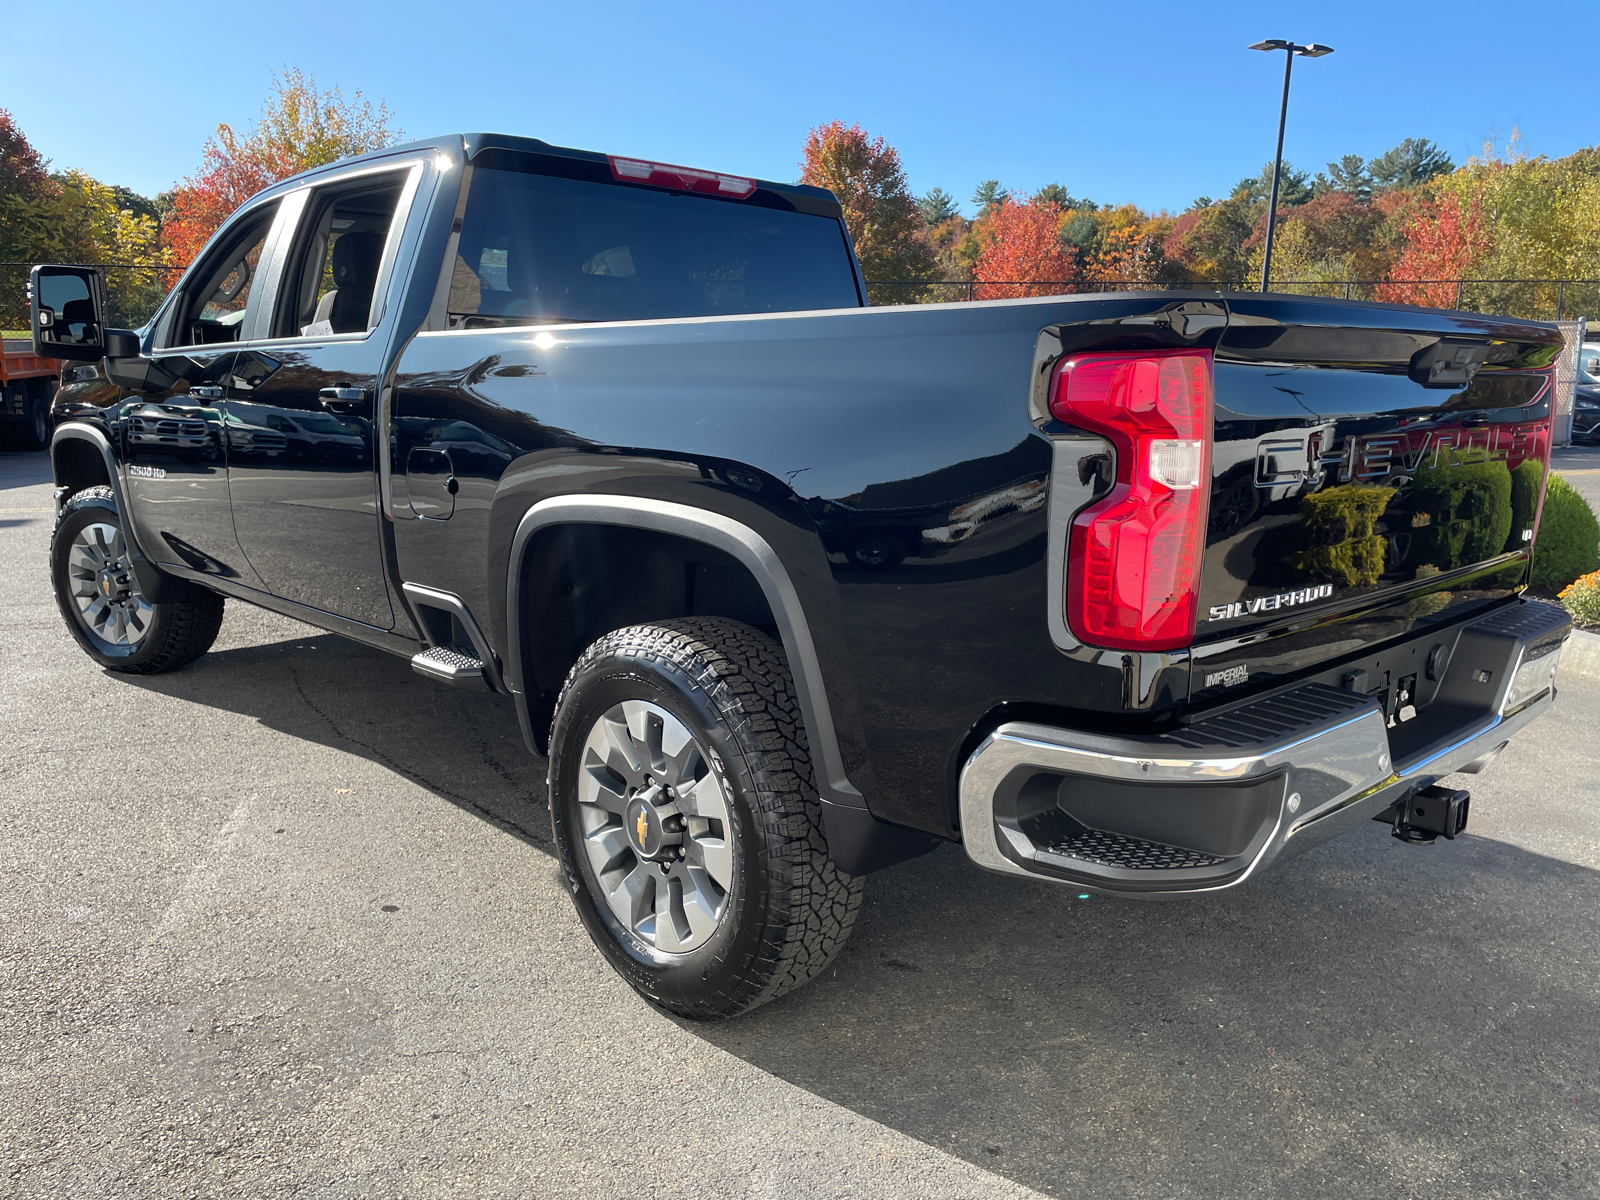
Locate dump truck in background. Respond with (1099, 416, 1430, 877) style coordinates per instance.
(0, 338, 59, 450)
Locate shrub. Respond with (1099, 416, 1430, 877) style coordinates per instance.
(1288, 484, 1396, 586)
(1560, 570, 1600, 626)
(1530, 474, 1600, 593)
(1409, 461, 1513, 569)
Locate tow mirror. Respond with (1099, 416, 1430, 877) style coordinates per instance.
(29, 265, 108, 361)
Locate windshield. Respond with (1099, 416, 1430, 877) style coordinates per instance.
(450, 166, 861, 328)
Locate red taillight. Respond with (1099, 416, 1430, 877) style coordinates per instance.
(1051, 350, 1212, 651)
(608, 155, 758, 198)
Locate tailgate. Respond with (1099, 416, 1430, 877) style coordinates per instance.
(1192, 296, 1563, 703)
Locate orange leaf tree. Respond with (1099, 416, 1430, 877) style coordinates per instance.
(1375, 192, 1490, 307)
(800, 121, 932, 303)
(972, 194, 1077, 299)
(164, 69, 402, 268)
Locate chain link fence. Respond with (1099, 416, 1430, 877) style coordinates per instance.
(1552, 317, 1589, 446)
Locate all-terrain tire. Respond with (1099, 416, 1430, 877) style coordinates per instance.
(51, 487, 225, 673)
(549, 617, 862, 1019)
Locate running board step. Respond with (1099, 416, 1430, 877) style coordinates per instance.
(411, 644, 492, 691)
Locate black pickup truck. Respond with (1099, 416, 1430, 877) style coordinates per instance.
(29, 133, 1571, 1018)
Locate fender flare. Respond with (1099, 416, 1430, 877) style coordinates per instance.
(50, 421, 201, 603)
(504, 494, 867, 812)
(51, 421, 123, 518)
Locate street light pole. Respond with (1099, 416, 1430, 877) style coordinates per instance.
(1248, 39, 1333, 293)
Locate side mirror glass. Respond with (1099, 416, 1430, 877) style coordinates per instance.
(30, 265, 106, 361)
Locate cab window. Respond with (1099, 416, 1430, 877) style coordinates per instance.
(448, 162, 860, 328)
(275, 174, 405, 338)
(165, 204, 277, 348)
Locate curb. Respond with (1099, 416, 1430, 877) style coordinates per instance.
(1563, 628, 1600, 681)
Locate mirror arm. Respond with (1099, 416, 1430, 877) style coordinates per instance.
(103, 335, 180, 394)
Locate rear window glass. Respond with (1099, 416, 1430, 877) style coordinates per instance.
(449, 167, 860, 327)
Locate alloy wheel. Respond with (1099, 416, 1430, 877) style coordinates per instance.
(576, 699, 734, 954)
(66, 521, 153, 646)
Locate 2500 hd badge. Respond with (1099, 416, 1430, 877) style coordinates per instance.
(1208, 583, 1335, 622)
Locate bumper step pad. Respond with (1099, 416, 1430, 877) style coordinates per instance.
(1039, 827, 1229, 871)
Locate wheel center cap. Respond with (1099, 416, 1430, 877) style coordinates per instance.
(97, 569, 118, 600)
(626, 798, 664, 858)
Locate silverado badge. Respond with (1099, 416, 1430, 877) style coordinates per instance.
(1208, 583, 1334, 621)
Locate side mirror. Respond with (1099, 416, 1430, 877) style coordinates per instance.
(30, 265, 108, 361)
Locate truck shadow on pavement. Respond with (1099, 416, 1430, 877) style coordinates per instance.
(128, 628, 1600, 1200)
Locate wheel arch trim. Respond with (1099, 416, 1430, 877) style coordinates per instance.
(50, 421, 202, 603)
(50, 422, 123, 518)
(505, 494, 866, 810)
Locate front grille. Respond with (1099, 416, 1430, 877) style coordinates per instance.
(1038, 828, 1229, 870)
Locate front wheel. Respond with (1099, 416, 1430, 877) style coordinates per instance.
(50, 487, 225, 673)
(549, 618, 862, 1019)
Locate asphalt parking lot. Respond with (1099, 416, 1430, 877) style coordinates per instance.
(4, 447, 1600, 1200)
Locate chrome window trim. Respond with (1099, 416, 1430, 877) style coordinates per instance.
(367, 162, 424, 332)
(504, 494, 866, 808)
(424, 162, 474, 333)
(245, 189, 310, 342)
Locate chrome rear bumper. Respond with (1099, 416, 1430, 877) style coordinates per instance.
(960, 599, 1570, 895)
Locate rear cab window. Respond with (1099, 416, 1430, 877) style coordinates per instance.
(448, 151, 861, 328)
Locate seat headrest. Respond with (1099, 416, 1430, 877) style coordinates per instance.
(327, 231, 387, 334)
(332, 231, 384, 290)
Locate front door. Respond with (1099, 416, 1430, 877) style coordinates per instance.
(123, 204, 280, 588)
(220, 169, 410, 630)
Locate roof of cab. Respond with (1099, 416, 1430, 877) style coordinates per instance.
(255, 132, 843, 216)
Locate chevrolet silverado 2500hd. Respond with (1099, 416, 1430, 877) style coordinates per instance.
(28, 134, 1571, 1017)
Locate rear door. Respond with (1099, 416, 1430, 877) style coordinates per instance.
(1193, 297, 1561, 703)
(221, 162, 422, 629)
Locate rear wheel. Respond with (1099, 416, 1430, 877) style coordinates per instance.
(549, 617, 861, 1019)
(50, 487, 225, 673)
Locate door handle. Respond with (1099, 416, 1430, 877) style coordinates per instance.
(189, 385, 224, 399)
(319, 385, 368, 413)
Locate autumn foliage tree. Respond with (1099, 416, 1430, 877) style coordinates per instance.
(971, 194, 1077, 298)
(1374, 193, 1492, 307)
(164, 69, 402, 267)
(800, 121, 932, 303)
(0, 110, 167, 328)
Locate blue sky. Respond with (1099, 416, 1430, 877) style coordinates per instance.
(5, 0, 1595, 215)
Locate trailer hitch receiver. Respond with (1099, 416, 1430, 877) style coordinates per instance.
(1375, 785, 1470, 845)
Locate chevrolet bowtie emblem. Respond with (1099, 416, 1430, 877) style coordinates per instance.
(637, 809, 649, 845)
